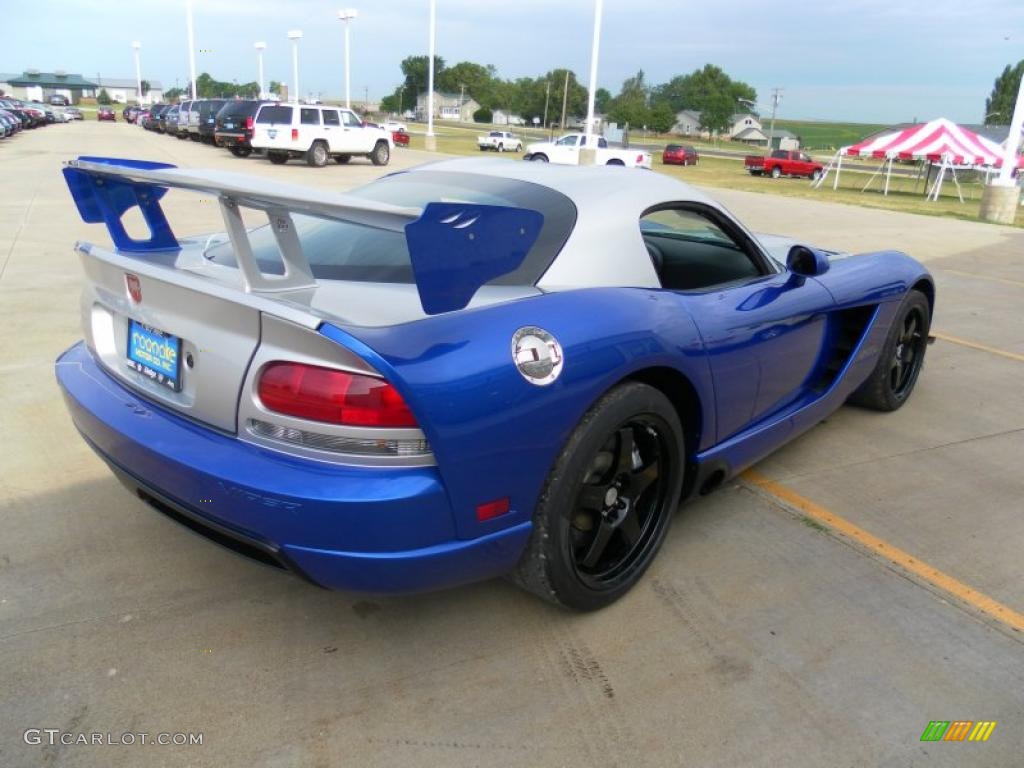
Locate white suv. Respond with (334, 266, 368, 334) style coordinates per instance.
(251, 104, 393, 167)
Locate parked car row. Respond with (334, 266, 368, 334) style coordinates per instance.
(0, 97, 75, 139)
(134, 98, 403, 168)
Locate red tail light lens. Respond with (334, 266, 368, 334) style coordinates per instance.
(245, 116, 254, 131)
(291, 128, 299, 140)
(258, 362, 417, 427)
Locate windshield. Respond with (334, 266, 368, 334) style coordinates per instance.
(207, 171, 577, 285)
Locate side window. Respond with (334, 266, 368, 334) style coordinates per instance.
(555, 135, 577, 146)
(598, 137, 608, 148)
(640, 207, 764, 291)
(341, 110, 362, 127)
(301, 108, 320, 125)
(322, 110, 340, 126)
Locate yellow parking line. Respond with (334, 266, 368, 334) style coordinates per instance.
(933, 332, 1024, 364)
(743, 470, 1024, 634)
(941, 268, 1024, 289)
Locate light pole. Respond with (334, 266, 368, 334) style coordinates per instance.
(131, 42, 143, 105)
(287, 30, 303, 104)
(767, 88, 782, 150)
(980, 71, 1024, 223)
(337, 9, 358, 109)
(583, 0, 603, 144)
(254, 42, 266, 99)
(185, 0, 197, 99)
(426, 0, 436, 149)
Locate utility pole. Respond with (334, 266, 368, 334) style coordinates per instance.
(364, 85, 369, 111)
(186, 0, 197, 100)
(459, 83, 466, 121)
(559, 70, 569, 131)
(542, 79, 551, 133)
(426, 0, 436, 148)
(583, 0, 603, 139)
(768, 87, 782, 150)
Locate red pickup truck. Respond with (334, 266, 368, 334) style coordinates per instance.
(745, 149, 823, 180)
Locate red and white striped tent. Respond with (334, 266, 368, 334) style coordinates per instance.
(813, 118, 1024, 201)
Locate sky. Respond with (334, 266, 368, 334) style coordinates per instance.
(4, 0, 1023, 124)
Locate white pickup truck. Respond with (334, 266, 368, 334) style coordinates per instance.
(523, 133, 652, 168)
(477, 131, 523, 152)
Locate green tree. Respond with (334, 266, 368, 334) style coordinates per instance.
(269, 80, 283, 96)
(398, 54, 445, 110)
(594, 87, 612, 113)
(649, 102, 676, 134)
(473, 107, 493, 123)
(140, 79, 150, 97)
(651, 64, 756, 132)
(164, 87, 184, 101)
(608, 70, 651, 129)
(985, 60, 1024, 124)
(438, 61, 497, 107)
(96, 88, 111, 104)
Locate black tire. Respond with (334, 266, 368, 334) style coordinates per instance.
(811, 169, 822, 182)
(511, 382, 685, 611)
(370, 140, 390, 166)
(497, 143, 505, 152)
(770, 165, 782, 179)
(189, 133, 201, 142)
(749, 170, 761, 176)
(306, 140, 329, 167)
(530, 153, 549, 162)
(334, 154, 352, 164)
(516, 143, 523, 152)
(606, 159, 625, 166)
(229, 146, 252, 158)
(267, 152, 288, 165)
(848, 289, 930, 411)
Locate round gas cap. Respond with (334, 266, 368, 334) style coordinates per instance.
(512, 326, 564, 386)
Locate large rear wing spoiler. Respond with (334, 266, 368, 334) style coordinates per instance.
(63, 156, 544, 315)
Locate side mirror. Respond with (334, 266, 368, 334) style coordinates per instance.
(786, 245, 830, 278)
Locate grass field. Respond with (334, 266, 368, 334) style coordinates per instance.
(402, 129, 1023, 228)
(772, 119, 888, 151)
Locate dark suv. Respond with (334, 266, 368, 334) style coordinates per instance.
(144, 104, 169, 131)
(196, 99, 227, 143)
(214, 100, 265, 157)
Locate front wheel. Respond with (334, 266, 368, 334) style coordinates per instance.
(811, 169, 822, 181)
(848, 290, 931, 411)
(511, 382, 684, 611)
(267, 152, 288, 165)
(770, 165, 782, 179)
(516, 143, 523, 152)
(370, 141, 390, 166)
(530, 153, 549, 162)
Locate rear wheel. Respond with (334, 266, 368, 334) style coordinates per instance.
(848, 290, 930, 411)
(229, 146, 252, 158)
(334, 154, 352, 164)
(267, 152, 288, 165)
(606, 159, 625, 166)
(511, 382, 684, 611)
(516, 143, 523, 152)
(770, 165, 782, 179)
(370, 140, 390, 166)
(498, 143, 505, 152)
(306, 140, 329, 167)
(530, 153, 549, 162)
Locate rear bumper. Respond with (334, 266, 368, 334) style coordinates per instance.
(55, 341, 531, 593)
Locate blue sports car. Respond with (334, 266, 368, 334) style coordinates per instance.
(56, 156, 934, 610)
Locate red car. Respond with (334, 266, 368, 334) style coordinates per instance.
(97, 108, 116, 122)
(662, 144, 698, 166)
(392, 129, 410, 147)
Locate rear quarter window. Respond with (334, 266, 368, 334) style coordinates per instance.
(257, 106, 293, 124)
(301, 108, 320, 125)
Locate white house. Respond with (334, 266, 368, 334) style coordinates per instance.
(415, 91, 480, 122)
(670, 110, 771, 141)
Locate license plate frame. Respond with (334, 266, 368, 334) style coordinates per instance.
(126, 320, 182, 392)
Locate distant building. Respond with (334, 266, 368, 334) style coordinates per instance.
(670, 109, 770, 142)
(670, 110, 702, 136)
(0, 71, 162, 105)
(89, 77, 164, 106)
(492, 110, 526, 126)
(415, 91, 480, 122)
(0, 70, 98, 103)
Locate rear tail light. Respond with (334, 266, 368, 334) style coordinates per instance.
(637, 154, 645, 164)
(291, 128, 299, 140)
(245, 116, 254, 131)
(257, 362, 417, 428)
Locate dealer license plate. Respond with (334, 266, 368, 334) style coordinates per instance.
(127, 320, 182, 392)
